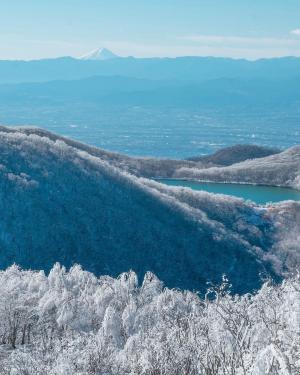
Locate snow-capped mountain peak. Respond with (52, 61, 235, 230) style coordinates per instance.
(79, 47, 119, 60)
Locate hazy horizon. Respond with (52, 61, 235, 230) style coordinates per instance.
(2, 48, 300, 62)
(1, 0, 300, 60)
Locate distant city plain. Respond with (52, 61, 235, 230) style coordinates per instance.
(1, 106, 299, 158)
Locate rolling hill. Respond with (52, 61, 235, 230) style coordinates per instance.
(176, 145, 300, 189)
(187, 144, 280, 165)
(0, 126, 297, 293)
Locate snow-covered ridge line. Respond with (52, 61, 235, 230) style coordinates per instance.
(3, 126, 292, 183)
(0, 264, 298, 374)
(4, 125, 196, 178)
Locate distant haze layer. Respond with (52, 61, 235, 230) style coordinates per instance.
(0, 56, 299, 157)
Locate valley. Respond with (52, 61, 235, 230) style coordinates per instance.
(0, 42, 299, 373)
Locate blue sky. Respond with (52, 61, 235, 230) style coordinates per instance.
(1, 0, 300, 60)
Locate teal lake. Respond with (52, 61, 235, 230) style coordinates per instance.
(158, 179, 300, 204)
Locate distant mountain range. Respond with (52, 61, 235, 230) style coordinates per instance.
(1, 54, 300, 84)
(0, 51, 299, 159)
(0, 74, 299, 110)
(0, 51, 299, 112)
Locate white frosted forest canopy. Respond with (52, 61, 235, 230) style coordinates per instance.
(0, 126, 299, 373)
(0, 264, 298, 374)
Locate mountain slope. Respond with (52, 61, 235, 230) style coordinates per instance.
(187, 144, 280, 165)
(176, 146, 300, 189)
(4, 127, 283, 179)
(0, 127, 294, 293)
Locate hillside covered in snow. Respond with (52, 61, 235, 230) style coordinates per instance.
(176, 146, 300, 189)
(6, 127, 280, 178)
(0, 126, 299, 294)
(24, 126, 297, 186)
(187, 144, 279, 166)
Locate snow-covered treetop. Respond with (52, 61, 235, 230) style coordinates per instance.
(0, 264, 298, 374)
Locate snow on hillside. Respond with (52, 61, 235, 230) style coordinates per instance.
(0, 126, 298, 293)
(187, 144, 279, 165)
(7, 127, 286, 178)
(175, 146, 300, 189)
(0, 264, 298, 374)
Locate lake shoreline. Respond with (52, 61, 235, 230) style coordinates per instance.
(154, 177, 300, 191)
(155, 178, 300, 204)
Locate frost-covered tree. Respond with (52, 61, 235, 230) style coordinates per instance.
(0, 264, 298, 374)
